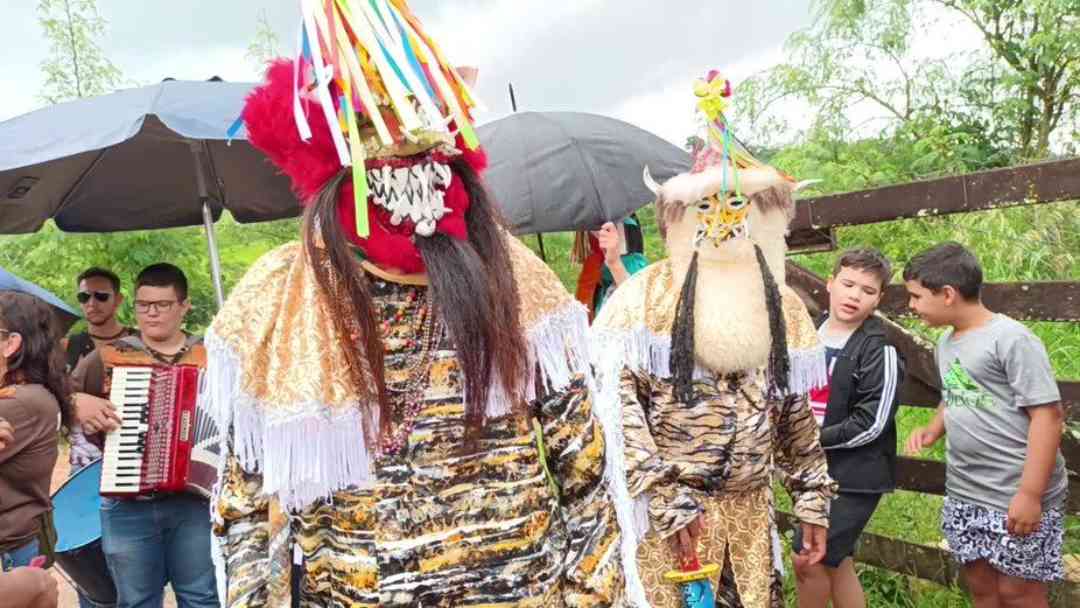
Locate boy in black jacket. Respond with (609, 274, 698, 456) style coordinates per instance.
(793, 248, 905, 608)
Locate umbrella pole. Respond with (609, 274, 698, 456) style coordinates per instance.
(202, 202, 226, 309)
(191, 142, 225, 309)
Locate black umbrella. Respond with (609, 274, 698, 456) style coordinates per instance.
(0, 79, 297, 306)
(477, 111, 690, 234)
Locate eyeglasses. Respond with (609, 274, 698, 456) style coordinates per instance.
(77, 291, 112, 304)
(134, 300, 178, 314)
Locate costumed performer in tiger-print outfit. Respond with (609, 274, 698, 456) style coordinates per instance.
(199, 2, 627, 606)
(591, 72, 838, 608)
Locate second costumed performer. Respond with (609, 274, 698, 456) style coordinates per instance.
(201, 2, 627, 606)
(591, 72, 838, 608)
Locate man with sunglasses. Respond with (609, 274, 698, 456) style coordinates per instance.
(65, 268, 136, 373)
(63, 267, 138, 542)
(70, 263, 218, 608)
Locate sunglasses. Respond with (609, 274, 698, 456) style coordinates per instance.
(77, 291, 112, 304)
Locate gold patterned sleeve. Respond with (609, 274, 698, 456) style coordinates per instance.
(619, 367, 701, 540)
(213, 456, 274, 608)
(535, 376, 623, 607)
(774, 393, 838, 528)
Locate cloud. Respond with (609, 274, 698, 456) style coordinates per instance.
(0, 0, 813, 151)
(608, 47, 786, 145)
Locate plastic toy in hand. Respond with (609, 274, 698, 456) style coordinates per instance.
(663, 555, 720, 608)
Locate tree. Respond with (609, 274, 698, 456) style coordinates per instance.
(246, 10, 281, 74)
(931, 0, 1080, 158)
(737, 0, 1079, 164)
(38, 0, 123, 103)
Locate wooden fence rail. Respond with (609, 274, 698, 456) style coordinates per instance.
(787, 157, 1080, 247)
(778, 158, 1079, 606)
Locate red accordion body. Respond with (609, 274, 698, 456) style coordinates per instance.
(100, 365, 220, 498)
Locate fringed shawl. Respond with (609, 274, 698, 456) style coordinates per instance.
(201, 236, 594, 512)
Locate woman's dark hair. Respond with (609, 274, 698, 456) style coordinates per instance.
(0, 291, 73, 428)
(625, 213, 645, 255)
(303, 156, 528, 442)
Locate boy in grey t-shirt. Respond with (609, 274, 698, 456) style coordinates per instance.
(903, 242, 1066, 608)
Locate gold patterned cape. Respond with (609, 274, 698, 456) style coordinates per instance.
(589, 258, 827, 607)
(201, 236, 594, 511)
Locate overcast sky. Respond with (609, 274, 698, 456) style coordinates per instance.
(0, 0, 815, 145)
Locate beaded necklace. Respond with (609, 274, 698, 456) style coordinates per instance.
(378, 286, 441, 454)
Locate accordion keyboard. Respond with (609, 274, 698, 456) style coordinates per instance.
(101, 366, 154, 495)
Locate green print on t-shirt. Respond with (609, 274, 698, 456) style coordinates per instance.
(942, 359, 994, 409)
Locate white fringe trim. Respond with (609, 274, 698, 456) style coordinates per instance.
(590, 327, 652, 607)
(481, 301, 593, 419)
(525, 301, 593, 399)
(209, 524, 227, 605)
(789, 344, 828, 395)
(590, 327, 827, 393)
(527, 302, 655, 607)
(201, 330, 378, 512)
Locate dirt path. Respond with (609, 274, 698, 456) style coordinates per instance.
(51, 445, 177, 608)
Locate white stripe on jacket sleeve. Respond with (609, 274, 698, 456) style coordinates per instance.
(825, 345, 898, 450)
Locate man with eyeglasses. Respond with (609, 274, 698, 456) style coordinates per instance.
(70, 263, 218, 608)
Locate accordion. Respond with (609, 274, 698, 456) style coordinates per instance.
(101, 365, 221, 498)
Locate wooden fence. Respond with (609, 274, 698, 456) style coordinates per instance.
(780, 158, 1080, 605)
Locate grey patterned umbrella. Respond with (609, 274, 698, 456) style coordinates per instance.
(477, 111, 690, 234)
(0, 79, 297, 306)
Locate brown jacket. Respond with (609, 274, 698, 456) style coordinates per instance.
(0, 384, 60, 550)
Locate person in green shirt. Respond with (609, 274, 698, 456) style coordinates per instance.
(575, 215, 649, 319)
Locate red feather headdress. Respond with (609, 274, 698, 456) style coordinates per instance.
(241, 0, 485, 273)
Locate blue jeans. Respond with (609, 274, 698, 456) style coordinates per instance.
(100, 495, 218, 608)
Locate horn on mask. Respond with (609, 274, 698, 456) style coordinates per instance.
(793, 179, 822, 192)
(643, 166, 662, 197)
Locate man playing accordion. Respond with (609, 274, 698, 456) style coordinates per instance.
(71, 263, 218, 608)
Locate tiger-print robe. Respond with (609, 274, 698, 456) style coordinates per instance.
(624, 367, 834, 608)
(591, 258, 837, 608)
